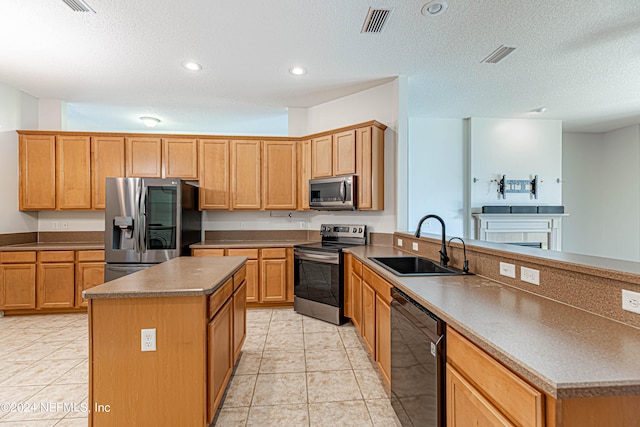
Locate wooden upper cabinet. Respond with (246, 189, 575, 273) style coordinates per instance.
(230, 140, 261, 210)
(312, 135, 333, 178)
(163, 138, 198, 179)
(56, 135, 92, 210)
(200, 139, 230, 210)
(263, 141, 297, 210)
(333, 130, 356, 176)
(297, 140, 312, 210)
(91, 136, 125, 210)
(19, 134, 56, 210)
(356, 125, 384, 210)
(126, 137, 162, 177)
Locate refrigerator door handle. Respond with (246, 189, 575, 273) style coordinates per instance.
(133, 180, 141, 254)
(139, 182, 147, 254)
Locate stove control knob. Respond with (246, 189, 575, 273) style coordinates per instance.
(351, 227, 355, 233)
(358, 227, 363, 233)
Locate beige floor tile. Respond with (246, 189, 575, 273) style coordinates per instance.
(213, 406, 249, 427)
(353, 370, 388, 399)
(222, 374, 257, 408)
(0, 383, 87, 422)
(365, 399, 402, 427)
(54, 360, 88, 385)
(247, 403, 309, 426)
(302, 317, 338, 333)
(303, 332, 344, 350)
(246, 321, 270, 335)
(246, 309, 273, 323)
(259, 350, 306, 374)
(268, 319, 303, 335)
(346, 346, 376, 370)
(0, 420, 59, 426)
(307, 370, 363, 403)
(264, 333, 305, 350)
(252, 373, 307, 406)
(52, 418, 88, 426)
(242, 334, 267, 352)
(0, 359, 84, 387)
(234, 351, 263, 375)
(0, 385, 46, 421)
(62, 399, 88, 419)
(2, 342, 69, 362)
(305, 349, 352, 372)
(0, 361, 33, 383)
(339, 329, 363, 348)
(308, 401, 373, 427)
(43, 341, 88, 361)
(270, 308, 304, 322)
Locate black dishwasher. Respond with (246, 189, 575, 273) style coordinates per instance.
(390, 288, 445, 427)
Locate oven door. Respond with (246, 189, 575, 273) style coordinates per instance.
(294, 249, 342, 307)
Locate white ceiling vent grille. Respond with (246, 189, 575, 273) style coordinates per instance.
(361, 8, 393, 33)
(61, 0, 95, 13)
(481, 45, 516, 64)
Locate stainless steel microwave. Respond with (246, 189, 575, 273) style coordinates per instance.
(309, 175, 357, 210)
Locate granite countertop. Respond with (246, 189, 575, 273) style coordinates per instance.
(191, 240, 314, 249)
(83, 256, 247, 299)
(0, 242, 104, 251)
(345, 245, 640, 400)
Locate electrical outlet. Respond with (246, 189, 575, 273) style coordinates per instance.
(521, 266, 540, 285)
(240, 221, 247, 229)
(412, 242, 419, 251)
(622, 289, 640, 314)
(141, 328, 156, 352)
(299, 221, 306, 229)
(499, 262, 516, 278)
(61, 221, 69, 230)
(397, 239, 403, 247)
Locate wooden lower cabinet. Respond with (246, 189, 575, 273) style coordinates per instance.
(351, 272, 363, 333)
(0, 263, 36, 309)
(261, 248, 289, 303)
(233, 279, 247, 361)
(37, 251, 76, 309)
(228, 249, 260, 303)
(208, 298, 233, 423)
(75, 262, 104, 308)
(375, 294, 391, 385)
(361, 280, 376, 355)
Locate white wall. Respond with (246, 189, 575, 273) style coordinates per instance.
(0, 83, 39, 234)
(407, 118, 466, 237)
(563, 126, 640, 261)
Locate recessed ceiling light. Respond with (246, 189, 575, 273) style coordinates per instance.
(531, 107, 548, 113)
(182, 61, 203, 71)
(421, 1, 448, 16)
(289, 66, 307, 76)
(140, 116, 161, 128)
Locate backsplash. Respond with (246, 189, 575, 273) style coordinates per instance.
(393, 232, 640, 329)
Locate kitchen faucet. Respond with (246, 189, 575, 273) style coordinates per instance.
(415, 214, 450, 266)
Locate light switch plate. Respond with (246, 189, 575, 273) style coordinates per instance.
(499, 262, 516, 278)
(141, 328, 156, 352)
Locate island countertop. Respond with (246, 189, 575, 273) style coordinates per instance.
(345, 245, 640, 400)
(83, 256, 247, 299)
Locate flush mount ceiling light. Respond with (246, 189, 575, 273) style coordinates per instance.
(421, 1, 448, 16)
(531, 107, 548, 113)
(289, 66, 307, 76)
(182, 61, 203, 71)
(140, 116, 161, 128)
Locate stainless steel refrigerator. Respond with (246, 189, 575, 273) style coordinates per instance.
(104, 177, 202, 282)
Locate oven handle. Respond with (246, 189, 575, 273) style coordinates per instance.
(295, 251, 340, 264)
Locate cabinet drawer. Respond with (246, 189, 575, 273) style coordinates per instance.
(233, 265, 246, 291)
(227, 249, 258, 259)
(192, 248, 225, 257)
(261, 248, 286, 259)
(1, 251, 36, 263)
(351, 257, 362, 277)
(208, 278, 233, 320)
(76, 250, 105, 262)
(363, 266, 392, 304)
(447, 328, 543, 427)
(38, 251, 75, 263)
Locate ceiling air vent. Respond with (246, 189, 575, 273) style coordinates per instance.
(361, 7, 393, 33)
(481, 45, 516, 64)
(60, 0, 95, 13)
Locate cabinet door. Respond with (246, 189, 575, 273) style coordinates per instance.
(298, 139, 312, 210)
(56, 135, 92, 210)
(37, 263, 75, 309)
(199, 139, 230, 210)
(126, 137, 162, 177)
(375, 294, 391, 387)
(228, 249, 259, 303)
(163, 138, 198, 179)
(333, 130, 356, 176)
(233, 280, 247, 362)
(261, 258, 287, 302)
(192, 248, 225, 257)
(351, 272, 362, 333)
(343, 254, 353, 318)
(0, 264, 36, 309)
(231, 140, 261, 209)
(447, 364, 514, 427)
(207, 298, 233, 423)
(19, 134, 56, 210)
(311, 135, 333, 178)
(263, 141, 297, 210)
(75, 262, 104, 308)
(91, 136, 125, 210)
(361, 280, 376, 356)
(356, 125, 384, 210)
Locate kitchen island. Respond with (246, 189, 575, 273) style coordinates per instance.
(83, 256, 247, 427)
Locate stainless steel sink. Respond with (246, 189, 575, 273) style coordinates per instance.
(368, 256, 470, 276)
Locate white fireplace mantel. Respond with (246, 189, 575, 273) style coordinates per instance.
(472, 213, 569, 251)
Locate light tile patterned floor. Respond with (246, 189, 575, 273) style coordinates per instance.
(214, 308, 401, 427)
(0, 308, 400, 426)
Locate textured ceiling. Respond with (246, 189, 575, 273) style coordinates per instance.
(0, 0, 639, 133)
